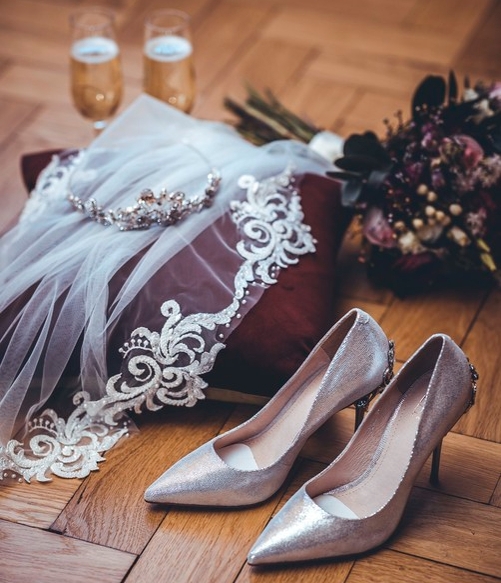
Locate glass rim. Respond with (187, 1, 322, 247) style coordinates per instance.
(69, 6, 117, 31)
(144, 9, 191, 35)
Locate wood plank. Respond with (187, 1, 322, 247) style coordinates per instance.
(454, 290, 501, 443)
(380, 287, 485, 362)
(0, 0, 78, 37)
(453, 1, 501, 79)
(0, 28, 68, 70)
(0, 476, 80, 529)
(123, 492, 279, 583)
(20, 103, 96, 149)
(404, 0, 492, 35)
(0, 518, 135, 583)
(237, 554, 352, 583)
(491, 475, 501, 507)
(335, 225, 395, 304)
(231, 0, 417, 24)
(346, 548, 499, 583)
(333, 298, 389, 324)
(118, 0, 214, 45)
(415, 431, 501, 504)
(193, 1, 273, 96)
(0, 64, 72, 106)
(195, 38, 312, 121)
(262, 7, 465, 66)
(280, 77, 358, 133)
(51, 401, 233, 554)
(389, 487, 501, 577)
(0, 96, 38, 149)
(0, 135, 37, 233)
(336, 90, 409, 138)
(308, 48, 445, 97)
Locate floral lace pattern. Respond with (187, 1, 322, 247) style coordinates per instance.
(0, 165, 315, 483)
(19, 150, 84, 224)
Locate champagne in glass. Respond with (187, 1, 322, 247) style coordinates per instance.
(69, 8, 123, 132)
(143, 10, 196, 113)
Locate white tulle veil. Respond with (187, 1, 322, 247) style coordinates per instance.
(0, 95, 331, 482)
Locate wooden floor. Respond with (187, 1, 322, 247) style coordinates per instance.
(1, 0, 501, 581)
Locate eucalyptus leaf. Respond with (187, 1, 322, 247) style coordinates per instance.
(342, 133, 390, 167)
(335, 155, 385, 173)
(448, 70, 458, 104)
(341, 180, 364, 207)
(412, 75, 446, 118)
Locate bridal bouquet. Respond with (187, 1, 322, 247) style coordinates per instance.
(225, 74, 501, 295)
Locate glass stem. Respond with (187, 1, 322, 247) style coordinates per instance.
(93, 120, 108, 135)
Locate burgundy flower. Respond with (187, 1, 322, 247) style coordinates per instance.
(393, 251, 437, 274)
(363, 206, 397, 248)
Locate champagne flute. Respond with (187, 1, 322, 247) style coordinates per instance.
(69, 8, 123, 133)
(143, 9, 196, 113)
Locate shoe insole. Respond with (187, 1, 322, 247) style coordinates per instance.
(314, 494, 359, 518)
(219, 443, 259, 470)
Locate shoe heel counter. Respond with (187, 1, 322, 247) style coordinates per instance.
(441, 336, 475, 414)
(360, 311, 393, 390)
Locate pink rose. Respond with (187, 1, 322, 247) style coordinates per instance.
(455, 135, 484, 168)
(363, 207, 397, 248)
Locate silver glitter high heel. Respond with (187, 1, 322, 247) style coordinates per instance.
(247, 334, 477, 564)
(144, 308, 394, 507)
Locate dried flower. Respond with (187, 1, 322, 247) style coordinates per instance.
(363, 206, 397, 248)
(448, 225, 470, 247)
(225, 73, 501, 295)
(330, 72, 501, 294)
(398, 230, 425, 254)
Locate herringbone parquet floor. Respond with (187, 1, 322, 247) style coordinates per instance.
(0, 1, 500, 582)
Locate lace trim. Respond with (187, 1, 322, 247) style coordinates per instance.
(19, 150, 85, 223)
(0, 166, 315, 483)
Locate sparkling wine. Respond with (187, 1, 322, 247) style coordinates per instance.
(143, 35, 195, 112)
(70, 36, 122, 124)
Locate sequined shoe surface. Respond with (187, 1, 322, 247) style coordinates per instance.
(144, 308, 393, 507)
(247, 334, 477, 564)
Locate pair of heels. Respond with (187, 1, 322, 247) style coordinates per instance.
(144, 308, 477, 565)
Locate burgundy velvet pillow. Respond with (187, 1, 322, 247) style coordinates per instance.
(20, 152, 350, 400)
(205, 172, 349, 397)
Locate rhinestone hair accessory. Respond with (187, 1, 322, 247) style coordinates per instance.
(67, 150, 221, 231)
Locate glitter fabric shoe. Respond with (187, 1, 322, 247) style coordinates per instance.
(247, 334, 477, 564)
(144, 308, 394, 507)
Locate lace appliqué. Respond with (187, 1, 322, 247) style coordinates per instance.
(20, 150, 85, 223)
(0, 167, 315, 483)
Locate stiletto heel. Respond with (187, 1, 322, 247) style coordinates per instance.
(145, 308, 392, 507)
(354, 340, 395, 431)
(430, 441, 442, 485)
(430, 361, 478, 485)
(248, 334, 478, 564)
